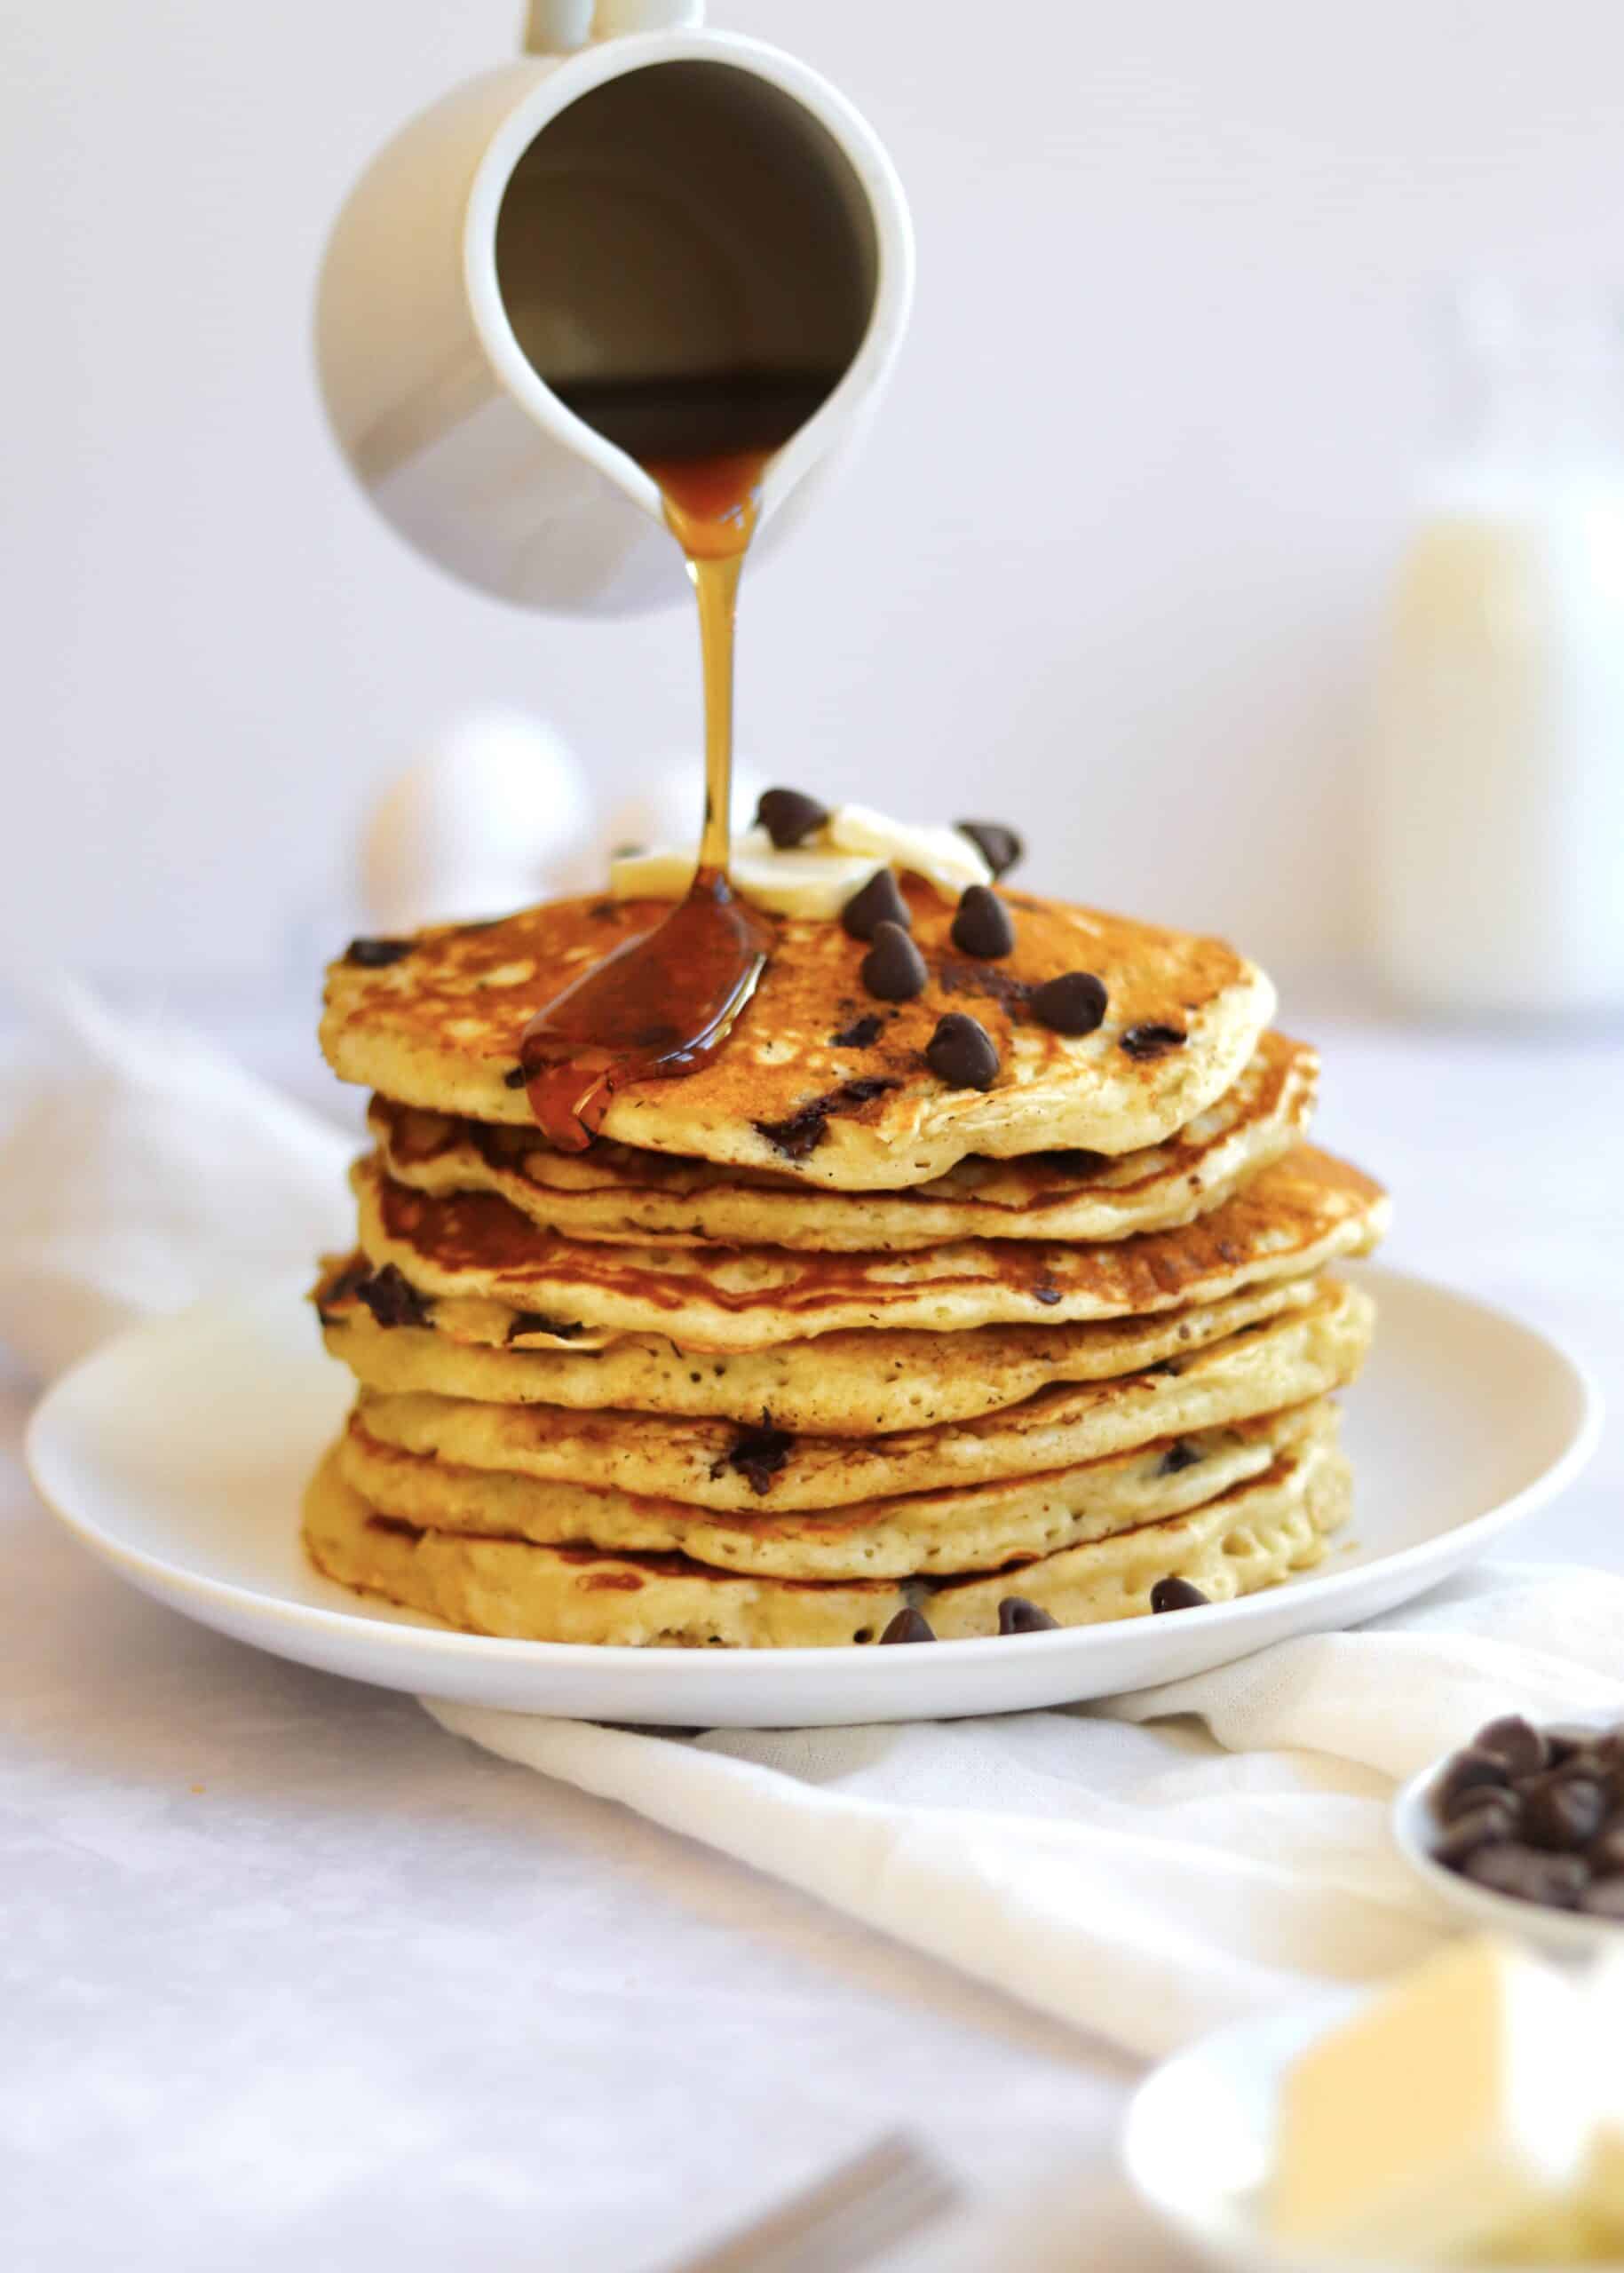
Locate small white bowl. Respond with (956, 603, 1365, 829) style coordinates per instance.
(1392, 1723, 1624, 1960)
(1121, 1987, 1605, 2273)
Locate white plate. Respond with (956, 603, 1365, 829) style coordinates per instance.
(25, 1263, 1600, 1729)
(1122, 1990, 1374, 2272)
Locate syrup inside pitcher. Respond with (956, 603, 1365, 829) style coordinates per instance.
(499, 61, 880, 1146)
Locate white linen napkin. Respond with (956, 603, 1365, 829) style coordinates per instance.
(425, 1570, 1624, 2060)
(8, 986, 1617, 2061)
(0, 977, 355, 1378)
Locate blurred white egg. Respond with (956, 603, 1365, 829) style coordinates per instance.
(563, 753, 770, 892)
(359, 711, 593, 932)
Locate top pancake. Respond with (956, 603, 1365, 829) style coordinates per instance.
(321, 881, 1274, 1188)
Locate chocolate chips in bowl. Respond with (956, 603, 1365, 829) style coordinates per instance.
(1393, 1713, 1624, 1950)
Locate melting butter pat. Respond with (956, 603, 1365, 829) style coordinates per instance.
(607, 804, 990, 919)
(1271, 1937, 1596, 2262)
(609, 828, 882, 920)
(822, 805, 990, 896)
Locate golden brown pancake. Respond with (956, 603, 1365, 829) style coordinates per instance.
(347, 1144, 1389, 1352)
(316, 1271, 1322, 1435)
(369, 1032, 1317, 1252)
(348, 1281, 1372, 1512)
(336, 1402, 1328, 1580)
(303, 1423, 1348, 1646)
(321, 881, 1274, 1185)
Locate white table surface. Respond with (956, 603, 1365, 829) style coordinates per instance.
(4, 994, 1620, 2272)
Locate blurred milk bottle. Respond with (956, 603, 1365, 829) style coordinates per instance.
(1370, 282, 1624, 1016)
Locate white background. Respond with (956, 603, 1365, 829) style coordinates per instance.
(7, 0, 1624, 989)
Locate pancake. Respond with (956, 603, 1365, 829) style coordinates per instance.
(369, 1032, 1317, 1253)
(350, 1280, 1372, 1512)
(303, 1424, 1347, 1645)
(321, 881, 1275, 1186)
(927, 1430, 1350, 1638)
(336, 1401, 1328, 1580)
(318, 1271, 1320, 1435)
(349, 1144, 1389, 1353)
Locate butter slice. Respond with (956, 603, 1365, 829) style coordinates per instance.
(607, 803, 990, 916)
(608, 828, 881, 921)
(1271, 1937, 1595, 2261)
(1575, 1954, 1624, 2251)
(823, 804, 990, 897)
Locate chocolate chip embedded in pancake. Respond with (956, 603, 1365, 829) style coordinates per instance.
(320, 880, 1275, 1188)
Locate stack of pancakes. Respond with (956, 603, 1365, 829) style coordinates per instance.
(305, 876, 1387, 1647)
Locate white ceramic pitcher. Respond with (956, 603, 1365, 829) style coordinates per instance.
(314, 0, 915, 614)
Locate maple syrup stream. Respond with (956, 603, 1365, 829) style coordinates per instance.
(520, 391, 815, 1150)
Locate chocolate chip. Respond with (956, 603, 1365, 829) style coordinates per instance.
(506, 1311, 585, 1343)
(998, 1596, 1060, 1635)
(1547, 1722, 1608, 1766)
(754, 1077, 899, 1161)
(1433, 1748, 1510, 1821)
(353, 1264, 431, 1329)
(1039, 1147, 1109, 1177)
(1462, 1843, 1590, 1908)
(1121, 1023, 1187, 1060)
(756, 787, 828, 849)
(1590, 1826, 1624, 1877)
(842, 868, 911, 940)
(1472, 1715, 1549, 1779)
(924, 1012, 1000, 1091)
(1522, 1773, 1609, 1851)
(831, 1013, 884, 1049)
(1435, 1800, 1519, 1867)
(1159, 1439, 1205, 1477)
(718, 1417, 794, 1496)
(955, 820, 1024, 879)
(1030, 971, 1108, 1036)
(861, 922, 928, 1002)
(503, 1065, 528, 1089)
(345, 937, 414, 968)
(1580, 1877, 1624, 1917)
(949, 884, 1015, 960)
(314, 1258, 370, 1327)
(1151, 1577, 1209, 1612)
(1031, 1280, 1062, 1306)
(880, 1607, 937, 1644)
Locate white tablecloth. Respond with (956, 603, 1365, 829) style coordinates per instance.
(4, 1000, 1621, 2270)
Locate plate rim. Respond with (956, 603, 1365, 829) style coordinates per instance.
(23, 1261, 1604, 1685)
